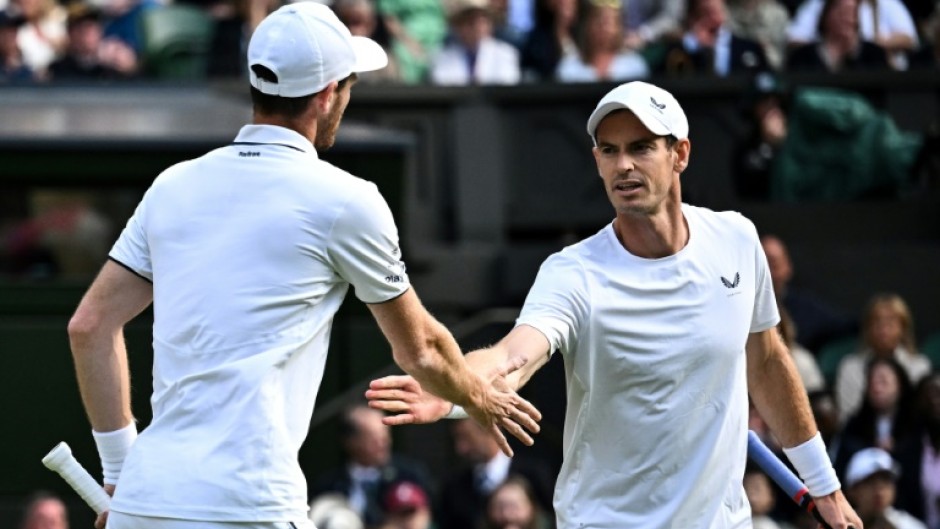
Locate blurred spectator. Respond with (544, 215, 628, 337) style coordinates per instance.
(760, 234, 857, 354)
(726, 0, 791, 69)
(910, 4, 940, 68)
(519, 0, 578, 81)
(619, 0, 685, 50)
(743, 466, 784, 529)
(809, 389, 844, 461)
(99, 0, 160, 62)
(309, 493, 366, 529)
(310, 404, 433, 529)
(48, 2, 137, 80)
(648, 0, 769, 76)
(19, 491, 68, 529)
(787, 0, 918, 69)
(377, 481, 432, 529)
(334, 0, 402, 82)
(482, 475, 553, 529)
(488, 0, 529, 48)
(430, 0, 520, 85)
(555, 0, 648, 82)
(733, 71, 789, 200)
(0, 9, 34, 82)
(436, 418, 554, 529)
(8, 0, 65, 75)
(778, 305, 827, 392)
(786, 0, 891, 72)
(835, 293, 932, 423)
(377, 0, 447, 83)
(901, 372, 940, 529)
(844, 447, 927, 529)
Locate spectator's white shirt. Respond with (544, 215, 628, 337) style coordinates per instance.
(430, 36, 520, 85)
(108, 125, 409, 522)
(555, 49, 649, 82)
(885, 506, 929, 529)
(517, 204, 779, 529)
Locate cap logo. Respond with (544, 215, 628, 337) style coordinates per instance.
(650, 97, 666, 111)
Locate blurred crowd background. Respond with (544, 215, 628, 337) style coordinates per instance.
(1, 0, 940, 528)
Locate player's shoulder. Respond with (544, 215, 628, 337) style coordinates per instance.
(541, 225, 611, 270)
(684, 204, 759, 240)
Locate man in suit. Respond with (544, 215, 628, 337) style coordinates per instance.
(436, 418, 554, 529)
(649, 0, 769, 76)
(429, 0, 520, 85)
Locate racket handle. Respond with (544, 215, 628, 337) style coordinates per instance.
(42, 442, 111, 514)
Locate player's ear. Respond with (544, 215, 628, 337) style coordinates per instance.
(592, 146, 603, 178)
(313, 81, 338, 114)
(673, 139, 691, 173)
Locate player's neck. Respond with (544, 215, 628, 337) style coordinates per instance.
(252, 113, 318, 147)
(614, 202, 688, 259)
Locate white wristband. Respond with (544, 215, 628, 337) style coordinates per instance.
(93, 422, 138, 485)
(443, 404, 469, 420)
(782, 432, 840, 497)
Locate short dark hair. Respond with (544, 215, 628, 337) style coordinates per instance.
(248, 65, 355, 118)
(663, 135, 679, 148)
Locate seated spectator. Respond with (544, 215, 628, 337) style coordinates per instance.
(786, 0, 891, 72)
(787, 0, 919, 69)
(647, 0, 769, 77)
(726, 0, 791, 69)
(8, 0, 65, 75)
(99, 0, 160, 67)
(619, 0, 685, 50)
(0, 9, 34, 82)
(49, 2, 137, 81)
(743, 466, 784, 529)
(430, 0, 520, 85)
(488, 0, 529, 48)
(377, 0, 447, 83)
(309, 404, 433, 529)
(482, 475, 553, 529)
(808, 389, 844, 462)
(519, 0, 578, 81)
(377, 481, 432, 529)
(334, 0, 402, 83)
(900, 371, 940, 529)
(844, 447, 928, 529)
(778, 305, 827, 393)
(733, 72, 789, 200)
(555, 0, 648, 82)
(835, 293, 932, 423)
(436, 418, 555, 529)
(18, 491, 68, 529)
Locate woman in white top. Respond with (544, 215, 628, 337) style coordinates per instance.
(555, 0, 648, 82)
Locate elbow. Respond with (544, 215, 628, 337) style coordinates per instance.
(391, 331, 444, 376)
(67, 307, 103, 353)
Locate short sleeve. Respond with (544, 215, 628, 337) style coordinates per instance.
(749, 227, 779, 333)
(109, 190, 154, 282)
(516, 252, 590, 356)
(328, 184, 409, 304)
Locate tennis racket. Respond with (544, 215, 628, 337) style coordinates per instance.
(41, 442, 111, 514)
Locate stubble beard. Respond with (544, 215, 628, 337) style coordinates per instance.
(314, 101, 344, 150)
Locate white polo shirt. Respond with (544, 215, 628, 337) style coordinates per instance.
(108, 124, 410, 522)
(517, 204, 779, 529)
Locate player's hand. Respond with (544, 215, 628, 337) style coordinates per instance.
(813, 489, 863, 529)
(94, 484, 115, 529)
(366, 374, 453, 425)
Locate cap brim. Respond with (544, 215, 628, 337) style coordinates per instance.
(588, 102, 672, 141)
(350, 36, 387, 73)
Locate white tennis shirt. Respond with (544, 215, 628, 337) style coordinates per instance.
(517, 204, 779, 529)
(107, 125, 410, 522)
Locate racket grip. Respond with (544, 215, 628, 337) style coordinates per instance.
(42, 442, 111, 514)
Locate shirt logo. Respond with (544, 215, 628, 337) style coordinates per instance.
(721, 272, 740, 289)
(238, 151, 261, 158)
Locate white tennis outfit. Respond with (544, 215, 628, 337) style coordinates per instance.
(517, 204, 779, 529)
(106, 124, 409, 525)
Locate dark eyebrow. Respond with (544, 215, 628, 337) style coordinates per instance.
(629, 135, 661, 148)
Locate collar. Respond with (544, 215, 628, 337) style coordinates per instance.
(232, 124, 317, 157)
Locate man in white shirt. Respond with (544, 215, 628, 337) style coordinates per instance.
(367, 81, 862, 528)
(66, 4, 540, 529)
(844, 447, 927, 529)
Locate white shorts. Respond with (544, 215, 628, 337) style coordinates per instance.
(107, 512, 315, 529)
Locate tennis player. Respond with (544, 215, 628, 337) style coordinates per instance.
(66, 4, 540, 529)
(367, 81, 863, 529)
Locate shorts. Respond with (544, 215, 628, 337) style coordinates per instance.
(107, 512, 316, 529)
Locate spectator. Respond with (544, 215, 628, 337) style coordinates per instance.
(8, 0, 65, 75)
(554, 0, 648, 82)
(834, 293, 932, 423)
(310, 404, 433, 529)
(648, 0, 769, 76)
(844, 447, 928, 529)
(808, 389, 844, 462)
(760, 234, 856, 354)
(787, 0, 919, 69)
(99, 0, 159, 63)
(309, 493, 366, 529)
(430, 0, 520, 85)
(482, 475, 553, 529)
(910, 4, 940, 68)
(377, 481, 432, 529)
(519, 0, 578, 81)
(744, 466, 784, 529)
(619, 0, 685, 49)
(778, 305, 827, 393)
(488, 0, 529, 48)
(786, 0, 891, 72)
(19, 491, 68, 529)
(377, 0, 447, 83)
(733, 71, 789, 201)
(48, 2, 137, 81)
(334, 0, 403, 83)
(726, 0, 791, 69)
(436, 418, 555, 529)
(0, 9, 33, 82)
(902, 372, 940, 529)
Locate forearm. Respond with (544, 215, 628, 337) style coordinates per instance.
(747, 339, 816, 447)
(69, 326, 134, 432)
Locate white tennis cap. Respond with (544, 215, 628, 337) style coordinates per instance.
(845, 447, 900, 488)
(586, 81, 689, 143)
(248, 2, 387, 97)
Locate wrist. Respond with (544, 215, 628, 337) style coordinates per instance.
(782, 432, 840, 497)
(93, 422, 138, 485)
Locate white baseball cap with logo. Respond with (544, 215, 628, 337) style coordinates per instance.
(586, 81, 689, 145)
(247, 2, 388, 97)
(845, 447, 901, 488)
